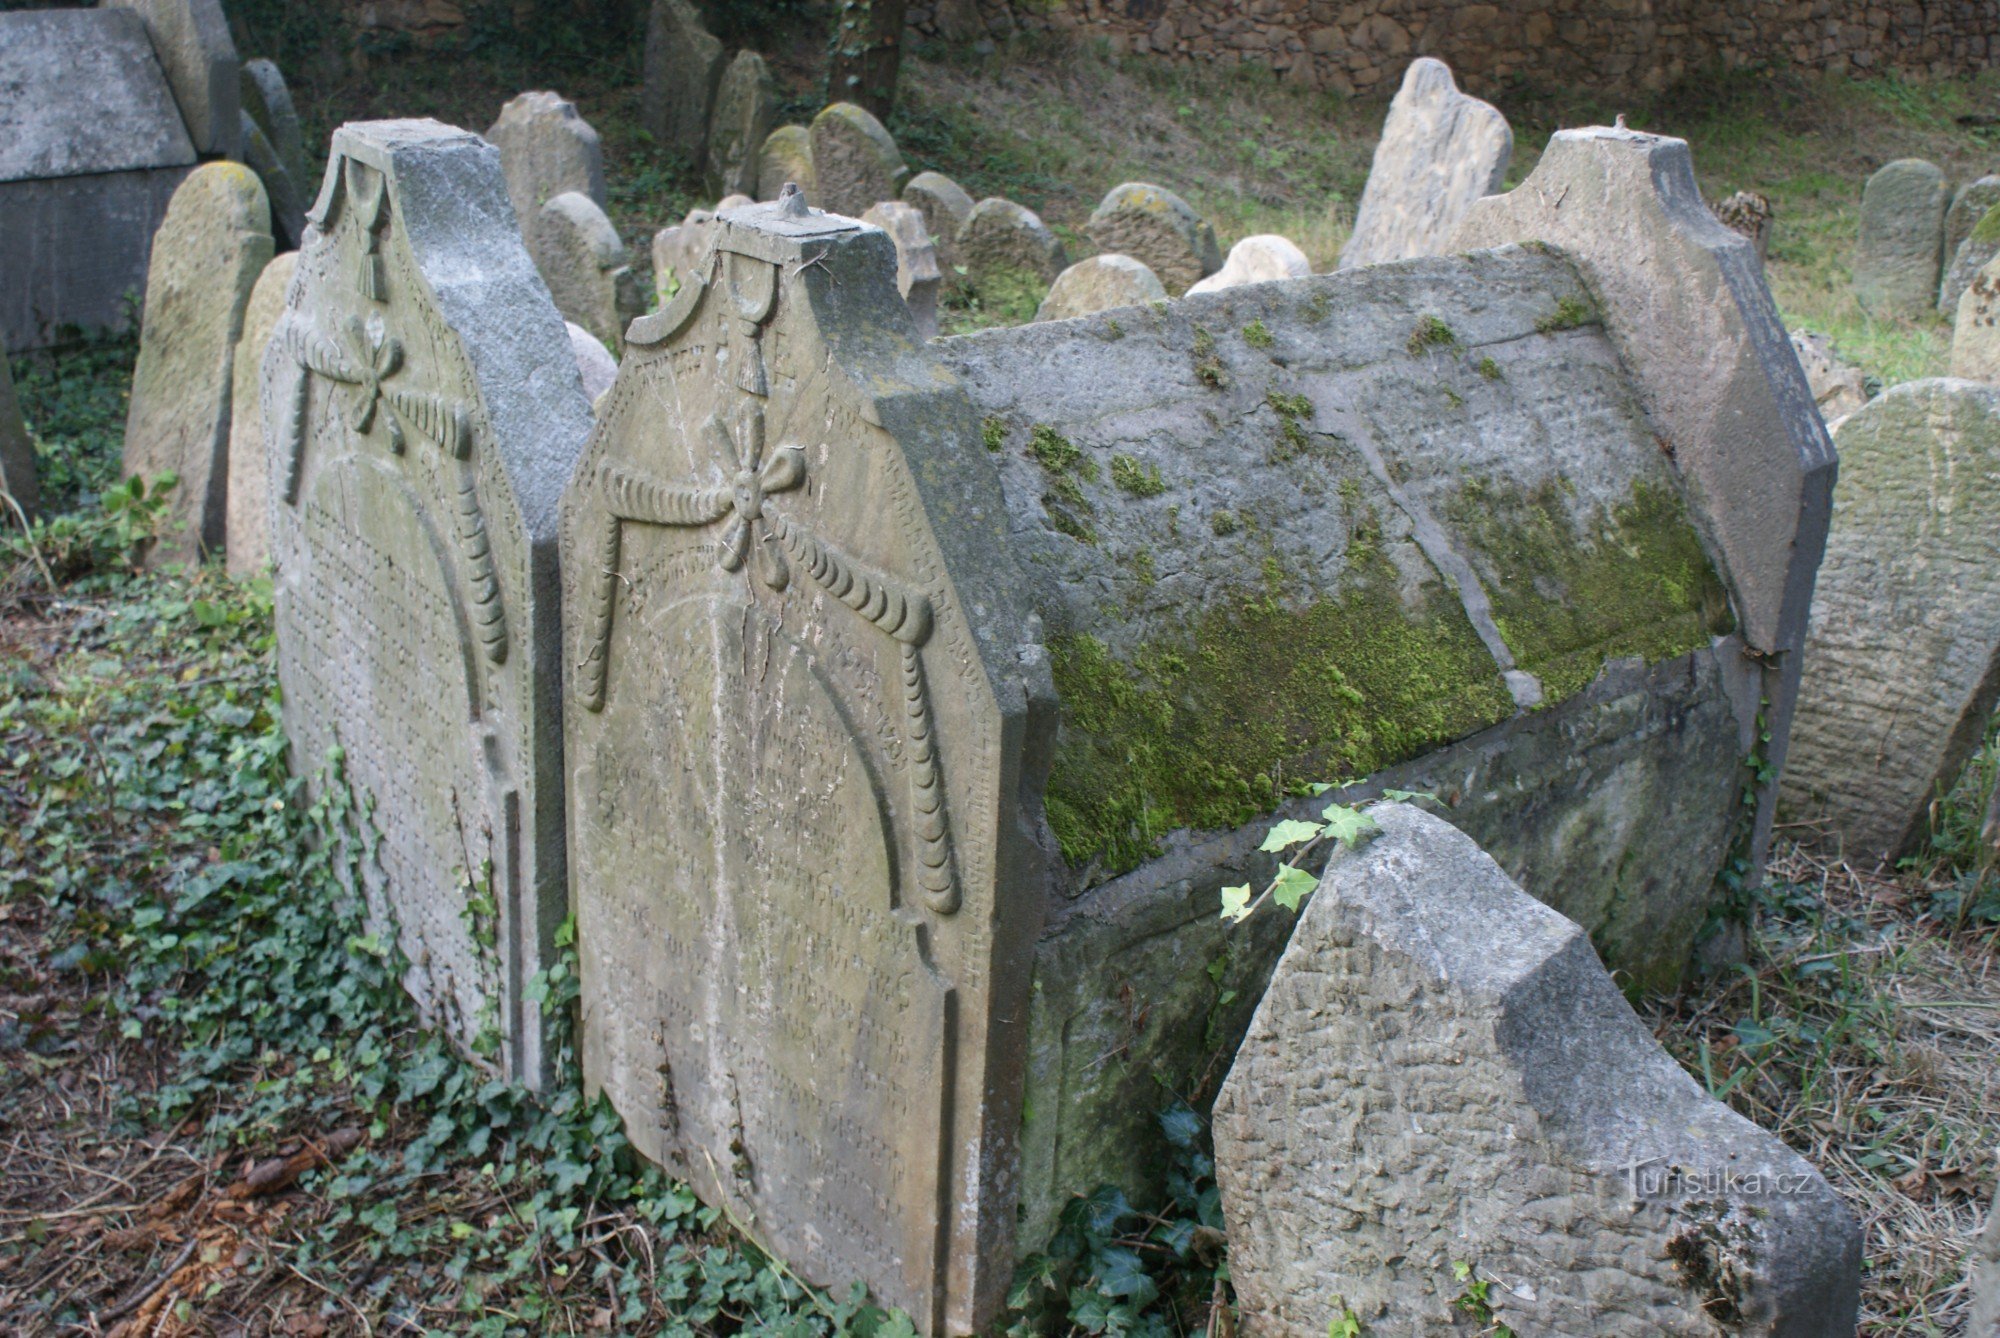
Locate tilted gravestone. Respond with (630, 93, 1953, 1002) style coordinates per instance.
(103, 0, 240, 158)
(562, 187, 1053, 1334)
(265, 119, 593, 1086)
(1782, 379, 2000, 864)
(1083, 182, 1221, 295)
(706, 51, 775, 199)
(1186, 233, 1312, 295)
(532, 191, 643, 355)
(1033, 253, 1166, 322)
(226, 249, 296, 578)
(1856, 158, 1948, 319)
(861, 200, 942, 339)
(123, 161, 275, 566)
(642, 0, 724, 167)
(0, 352, 37, 522)
(756, 125, 815, 203)
(486, 91, 607, 235)
(903, 170, 974, 270)
(1940, 176, 2000, 310)
(808, 101, 907, 219)
(1340, 57, 1510, 270)
(1215, 803, 1860, 1336)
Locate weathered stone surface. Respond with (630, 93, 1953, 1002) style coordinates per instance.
(562, 187, 1053, 1335)
(103, 0, 240, 158)
(487, 91, 607, 235)
(705, 51, 775, 198)
(641, 0, 724, 165)
(808, 101, 907, 219)
(958, 197, 1067, 296)
(1083, 182, 1221, 294)
(567, 320, 617, 406)
(1033, 253, 1166, 321)
(1341, 57, 1510, 270)
(0, 351, 37, 522)
(1939, 176, 2000, 310)
(1973, 1192, 2000, 1337)
(1453, 125, 1837, 868)
(225, 249, 295, 578)
(1186, 233, 1312, 295)
(265, 118, 592, 1086)
(532, 190, 643, 355)
(1711, 188, 1773, 261)
(1789, 329, 1869, 424)
(241, 110, 308, 250)
(902, 169, 974, 268)
(755, 125, 815, 204)
(1941, 210, 2000, 320)
(123, 162, 274, 566)
(861, 200, 941, 338)
(1953, 249, 2000, 381)
(1856, 158, 1948, 319)
(242, 60, 310, 190)
(1784, 379, 2000, 864)
(1214, 802, 1862, 1336)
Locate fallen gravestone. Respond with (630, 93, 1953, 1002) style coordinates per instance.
(533, 191, 643, 355)
(123, 161, 275, 566)
(1083, 183, 1221, 294)
(1783, 379, 2000, 864)
(1856, 158, 1948, 319)
(225, 249, 296, 578)
(0, 352, 37, 522)
(1790, 329, 1869, 424)
(862, 200, 941, 338)
(0, 9, 196, 351)
(757, 125, 815, 203)
(562, 186, 1050, 1336)
(707, 51, 775, 198)
(1033, 253, 1166, 321)
(1711, 188, 1773, 261)
(1186, 234, 1312, 295)
(567, 320, 617, 406)
(1341, 57, 1510, 270)
(957, 197, 1067, 305)
(104, 0, 240, 157)
(809, 102, 907, 219)
(1214, 802, 1861, 1336)
(265, 118, 592, 1086)
(903, 170, 974, 269)
(487, 91, 607, 235)
(1940, 176, 2000, 310)
(642, 0, 724, 166)
(1954, 249, 2000, 381)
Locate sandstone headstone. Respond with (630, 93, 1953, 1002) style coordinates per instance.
(1856, 158, 1948, 319)
(862, 200, 942, 338)
(1341, 57, 1511, 270)
(706, 51, 775, 199)
(122, 162, 274, 566)
(1033, 253, 1166, 321)
(1711, 188, 1773, 261)
(1784, 379, 2000, 863)
(1214, 802, 1862, 1336)
(902, 170, 974, 268)
(756, 125, 815, 204)
(957, 197, 1067, 296)
(562, 186, 1051, 1334)
(1789, 329, 1869, 424)
(103, 0, 240, 158)
(1953, 249, 2000, 381)
(1185, 233, 1312, 295)
(1940, 176, 2000, 310)
(265, 118, 592, 1085)
(567, 319, 617, 406)
(0, 9, 196, 351)
(1453, 124, 1838, 868)
(241, 110, 308, 250)
(642, 0, 724, 167)
(486, 91, 607, 235)
(808, 101, 908, 219)
(533, 190, 643, 355)
(1083, 182, 1221, 294)
(225, 249, 295, 578)
(0, 352, 37, 522)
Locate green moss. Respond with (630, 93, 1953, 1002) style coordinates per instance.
(1242, 318, 1274, 349)
(1029, 424, 1098, 481)
(1406, 315, 1457, 355)
(1210, 510, 1239, 536)
(1110, 454, 1167, 497)
(1972, 202, 2000, 246)
(981, 416, 1006, 452)
(1129, 548, 1157, 591)
(1442, 386, 1464, 409)
(1535, 295, 1597, 334)
(1105, 317, 1124, 339)
(1265, 389, 1318, 463)
(1477, 356, 1503, 380)
(1303, 291, 1332, 323)
(1031, 424, 1098, 543)
(1192, 324, 1227, 388)
(1445, 478, 1735, 702)
(1044, 551, 1516, 875)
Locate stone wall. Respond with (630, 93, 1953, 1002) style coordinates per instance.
(911, 0, 2000, 98)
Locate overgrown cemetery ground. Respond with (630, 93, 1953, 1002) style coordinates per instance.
(2, 21, 2000, 1337)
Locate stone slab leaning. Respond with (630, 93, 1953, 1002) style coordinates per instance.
(103, 0, 240, 158)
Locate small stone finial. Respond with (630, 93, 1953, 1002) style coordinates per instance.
(1614, 113, 1629, 131)
(777, 182, 811, 219)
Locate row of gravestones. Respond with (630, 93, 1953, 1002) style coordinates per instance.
(143, 101, 1869, 1334)
(1855, 158, 2000, 319)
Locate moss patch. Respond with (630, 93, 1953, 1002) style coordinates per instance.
(1242, 318, 1274, 349)
(1110, 454, 1166, 497)
(1971, 202, 2000, 246)
(1406, 315, 1457, 355)
(1031, 424, 1098, 543)
(981, 415, 1006, 452)
(1265, 389, 1318, 463)
(1535, 295, 1597, 334)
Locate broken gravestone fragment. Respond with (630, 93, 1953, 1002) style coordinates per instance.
(1186, 234, 1313, 295)
(1341, 56, 1510, 270)
(533, 190, 643, 355)
(225, 249, 296, 578)
(1710, 189, 1773, 261)
(756, 124, 815, 203)
(123, 161, 274, 566)
(808, 101, 907, 219)
(1083, 182, 1222, 295)
(706, 51, 775, 199)
(1033, 253, 1166, 322)
(1856, 158, 1948, 319)
(1788, 329, 1869, 424)
(486, 90, 607, 235)
(861, 200, 942, 338)
(265, 117, 592, 1087)
(1215, 802, 1862, 1336)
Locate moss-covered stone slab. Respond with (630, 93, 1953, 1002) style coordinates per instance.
(755, 124, 814, 204)
(641, 0, 722, 165)
(706, 51, 775, 199)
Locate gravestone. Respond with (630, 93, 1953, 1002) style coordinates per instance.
(567, 320, 617, 406)
(1186, 234, 1312, 295)
(1955, 250, 2000, 381)
(1033, 253, 1166, 322)
(1083, 182, 1221, 294)
(265, 118, 592, 1086)
(1782, 379, 2000, 864)
(809, 102, 907, 219)
(123, 161, 274, 567)
(957, 197, 1067, 296)
(756, 125, 815, 203)
(1214, 803, 1861, 1336)
(1941, 203, 2000, 317)
(0, 9, 196, 351)
(1940, 176, 2000, 310)
(562, 186, 1052, 1335)
(1340, 57, 1511, 270)
(533, 191, 643, 355)
(1711, 188, 1773, 261)
(1453, 124, 1837, 871)
(241, 111, 308, 250)
(487, 91, 607, 234)
(1856, 159, 1948, 319)
(903, 170, 974, 269)
(0, 353, 37, 522)
(706, 52, 775, 198)
(642, 0, 724, 166)
(225, 249, 296, 578)
(103, 0, 239, 158)
(861, 200, 941, 338)
(242, 60, 309, 245)
(1789, 329, 1868, 424)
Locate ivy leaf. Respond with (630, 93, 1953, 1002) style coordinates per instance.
(1095, 1246, 1158, 1304)
(1259, 819, 1322, 852)
(1306, 782, 1333, 796)
(1270, 864, 1317, 911)
(1381, 787, 1439, 805)
(1219, 884, 1253, 922)
(1320, 802, 1380, 848)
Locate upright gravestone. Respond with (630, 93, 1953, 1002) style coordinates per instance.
(1186, 234, 1312, 295)
(957, 197, 1067, 297)
(1940, 176, 2000, 310)
(642, 0, 724, 166)
(1083, 182, 1221, 294)
(757, 125, 815, 203)
(903, 170, 974, 270)
(1954, 249, 2000, 381)
(1340, 57, 1510, 270)
(1033, 253, 1166, 322)
(1856, 159, 1948, 320)
(562, 186, 1052, 1334)
(809, 102, 908, 219)
(0, 352, 37, 521)
(486, 91, 607, 234)
(122, 161, 274, 566)
(241, 111, 308, 250)
(265, 118, 593, 1086)
(533, 191, 643, 355)
(862, 200, 941, 338)
(567, 321, 618, 406)
(241, 60, 310, 246)
(225, 249, 296, 578)
(1782, 379, 2000, 864)
(706, 51, 776, 199)
(103, 0, 240, 158)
